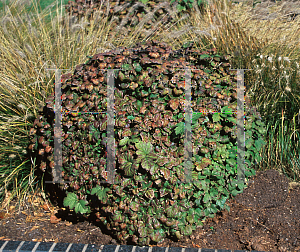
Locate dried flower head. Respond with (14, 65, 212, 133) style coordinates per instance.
(8, 154, 16, 159)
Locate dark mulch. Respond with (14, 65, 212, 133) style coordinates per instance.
(1, 168, 300, 251)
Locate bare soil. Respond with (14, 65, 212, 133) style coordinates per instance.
(1, 169, 300, 252)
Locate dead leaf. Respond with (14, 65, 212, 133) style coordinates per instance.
(29, 226, 40, 232)
(50, 215, 61, 224)
(40, 203, 51, 211)
(65, 221, 73, 226)
(45, 238, 58, 243)
(32, 238, 43, 242)
(33, 212, 44, 217)
(26, 215, 35, 222)
(0, 212, 7, 219)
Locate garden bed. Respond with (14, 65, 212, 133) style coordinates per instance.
(1, 169, 300, 252)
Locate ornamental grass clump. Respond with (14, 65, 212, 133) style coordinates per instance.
(27, 39, 267, 246)
(242, 52, 300, 180)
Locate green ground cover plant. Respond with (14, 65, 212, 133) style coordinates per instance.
(0, 0, 299, 225)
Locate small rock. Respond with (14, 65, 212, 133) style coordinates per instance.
(110, 238, 117, 245)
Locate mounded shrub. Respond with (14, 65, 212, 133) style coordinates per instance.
(27, 40, 267, 246)
(62, 0, 201, 39)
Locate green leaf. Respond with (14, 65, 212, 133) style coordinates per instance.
(145, 188, 155, 199)
(231, 189, 239, 196)
(255, 152, 262, 163)
(210, 204, 219, 214)
(186, 215, 195, 224)
(220, 113, 228, 118)
(149, 228, 165, 243)
(119, 137, 130, 146)
(255, 120, 264, 126)
(133, 62, 143, 72)
(181, 225, 193, 236)
(63, 192, 78, 210)
(203, 193, 212, 203)
(195, 198, 202, 207)
(194, 207, 202, 217)
(245, 168, 256, 177)
(139, 0, 147, 3)
(221, 106, 230, 113)
(91, 185, 110, 201)
(245, 150, 254, 160)
(200, 54, 210, 59)
(245, 138, 254, 149)
(127, 115, 135, 120)
(226, 158, 236, 166)
(216, 195, 229, 209)
(130, 201, 140, 212)
(229, 151, 237, 159)
(178, 113, 184, 119)
(224, 203, 231, 213)
(122, 64, 132, 71)
(203, 168, 211, 176)
(258, 126, 266, 134)
(177, 4, 186, 11)
(136, 141, 153, 156)
(183, 41, 193, 48)
(140, 156, 157, 171)
(138, 226, 148, 238)
(89, 124, 96, 132)
(74, 199, 89, 214)
(192, 113, 202, 124)
(204, 207, 214, 217)
(141, 90, 149, 96)
(174, 122, 185, 135)
(166, 205, 176, 218)
(150, 93, 158, 99)
(93, 131, 101, 140)
(226, 117, 236, 124)
(237, 181, 246, 191)
(244, 159, 251, 167)
(123, 161, 137, 177)
(254, 138, 266, 151)
(212, 113, 221, 123)
(137, 100, 143, 110)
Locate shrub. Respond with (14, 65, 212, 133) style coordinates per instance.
(62, 0, 193, 39)
(27, 39, 267, 246)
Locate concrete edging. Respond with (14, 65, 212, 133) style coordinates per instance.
(0, 240, 267, 252)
